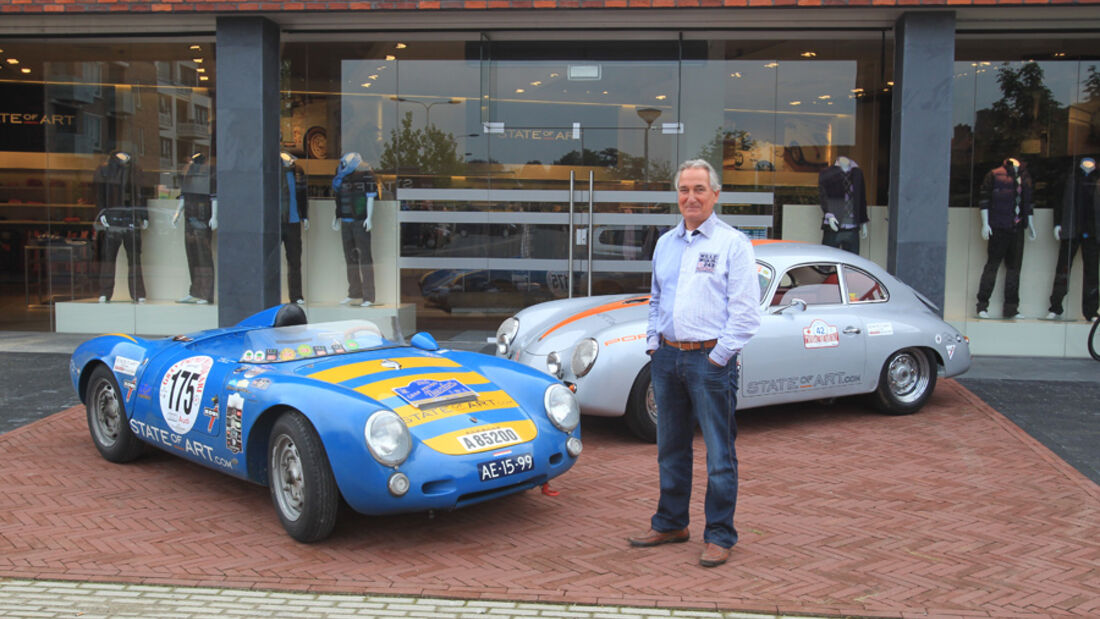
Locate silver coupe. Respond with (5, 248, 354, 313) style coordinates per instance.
(495, 241, 971, 442)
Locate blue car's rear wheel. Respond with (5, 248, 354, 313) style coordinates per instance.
(268, 411, 338, 543)
(85, 365, 144, 463)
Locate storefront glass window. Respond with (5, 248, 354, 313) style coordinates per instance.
(279, 34, 891, 338)
(0, 40, 215, 335)
(949, 37, 1100, 343)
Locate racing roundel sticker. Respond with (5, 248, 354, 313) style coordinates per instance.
(159, 356, 214, 434)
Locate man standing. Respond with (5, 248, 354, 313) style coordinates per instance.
(628, 159, 761, 567)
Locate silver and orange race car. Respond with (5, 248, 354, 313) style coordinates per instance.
(495, 242, 971, 442)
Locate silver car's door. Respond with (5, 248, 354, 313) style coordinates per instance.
(739, 262, 867, 408)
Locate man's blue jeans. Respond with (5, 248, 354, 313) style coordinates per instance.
(649, 343, 739, 549)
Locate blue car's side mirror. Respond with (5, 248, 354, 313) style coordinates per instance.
(410, 332, 439, 351)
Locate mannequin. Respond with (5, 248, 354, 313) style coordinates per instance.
(280, 152, 309, 305)
(172, 152, 217, 304)
(1045, 157, 1099, 321)
(817, 155, 869, 254)
(331, 152, 377, 307)
(975, 157, 1037, 319)
(94, 151, 148, 303)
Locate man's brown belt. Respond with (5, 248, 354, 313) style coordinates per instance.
(662, 337, 717, 351)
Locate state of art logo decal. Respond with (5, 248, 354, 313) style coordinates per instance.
(802, 319, 839, 349)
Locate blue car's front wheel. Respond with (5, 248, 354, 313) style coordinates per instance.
(85, 365, 144, 463)
(268, 411, 339, 543)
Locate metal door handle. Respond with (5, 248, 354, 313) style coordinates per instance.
(843, 326, 861, 334)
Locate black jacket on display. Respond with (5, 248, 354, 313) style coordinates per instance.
(181, 155, 215, 223)
(1056, 162, 1099, 239)
(280, 162, 309, 224)
(333, 165, 378, 221)
(818, 163, 868, 229)
(979, 159, 1033, 230)
(94, 152, 147, 229)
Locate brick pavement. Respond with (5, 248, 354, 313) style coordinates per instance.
(0, 380, 1097, 618)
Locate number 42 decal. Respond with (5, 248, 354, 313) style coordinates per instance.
(159, 356, 214, 434)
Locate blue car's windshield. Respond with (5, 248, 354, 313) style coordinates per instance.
(238, 320, 385, 363)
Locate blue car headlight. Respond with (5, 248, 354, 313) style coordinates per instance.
(544, 383, 579, 433)
(364, 410, 411, 467)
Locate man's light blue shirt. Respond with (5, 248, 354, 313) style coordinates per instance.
(646, 212, 762, 366)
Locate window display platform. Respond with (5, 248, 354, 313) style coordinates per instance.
(948, 316, 1095, 358)
(55, 299, 416, 340)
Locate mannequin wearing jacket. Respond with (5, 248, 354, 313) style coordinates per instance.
(280, 152, 309, 304)
(976, 158, 1037, 319)
(1046, 157, 1099, 321)
(172, 152, 217, 304)
(95, 151, 148, 303)
(818, 156, 869, 254)
(332, 152, 377, 307)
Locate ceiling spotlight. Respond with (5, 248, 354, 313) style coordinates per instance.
(192, 58, 203, 64)
(196, 67, 205, 73)
(368, 74, 378, 80)
(395, 43, 407, 49)
(189, 44, 201, 50)
(789, 101, 802, 106)
(764, 62, 778, 68)
(730, 72, 742, 78)
(361, 82, 372, 88)
(515, 88, 525, 93)
(199, 75, 208, 81)
(385, 55, 396, 61)
(21, 67, 31, 74)
(6, 58, 20, 65)
(530, 81, 542, 86)
(800, 51, 817, 58)
(818, 95, 831, 100)
(655, 95, 667, 101)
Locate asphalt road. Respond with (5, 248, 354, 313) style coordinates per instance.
(1, 348, 1097, 486)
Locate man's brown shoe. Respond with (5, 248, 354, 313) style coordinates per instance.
(627, 528, 689, 547)
(699, 543, 730, 567)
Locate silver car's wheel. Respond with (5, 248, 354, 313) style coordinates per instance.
(872, 348, 937, 415)
(85, 365, 144, 462)
(625, 364, 657, 443)
(267, 411, 339, 543)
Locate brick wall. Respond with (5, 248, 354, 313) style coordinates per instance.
(2, 0, 1099, 12)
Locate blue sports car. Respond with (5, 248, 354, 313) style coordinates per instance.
(70, 304, 582, 542)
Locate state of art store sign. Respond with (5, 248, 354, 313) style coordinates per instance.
(1, 83, 77, 152)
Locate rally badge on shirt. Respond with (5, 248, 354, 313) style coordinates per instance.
(696, 252, 718, 273)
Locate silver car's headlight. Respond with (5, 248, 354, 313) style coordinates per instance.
(364, 410, 411, 467)
(496, 316, 519, 356)
(543, 383, 579, 432)
(571, 338, 599, 378)
(546, 351, 563, 378)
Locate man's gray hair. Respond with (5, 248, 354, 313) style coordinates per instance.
(674, 159, 722, 192)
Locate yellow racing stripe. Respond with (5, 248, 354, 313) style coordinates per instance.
(102, 332, 138, 343)
(308, 356, 460, 385)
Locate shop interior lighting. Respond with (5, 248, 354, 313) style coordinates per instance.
(730, 72, 742, 78)
(764, 62, 778, 68)
(549, 73, 559, 78)
(368, 74, 378, 80)
(192, 58, 203, 64)
(530, 81, 542, 86)
(196, 67, 205, 73)
(199, 75, 208, 81)
(385, 55, 396, 61)
(655, 95, 667, 100)
(800, 51, 817, 58)
(361, 82, 372, 88)
(886, 81, 894, 86)
(1053, 52, 1066, 57)
(851, 88, 864, 93)
(818, 95, 831, 100)
(395, 43, 407, 49)
(789, 101, 802, 106)
(6, 58, 19, 65)
(189, 44, 201, 50)
(21, 68, 31, 74)
(515, 88, 525, 93)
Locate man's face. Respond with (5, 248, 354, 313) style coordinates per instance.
(676, 167, 719, 230)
